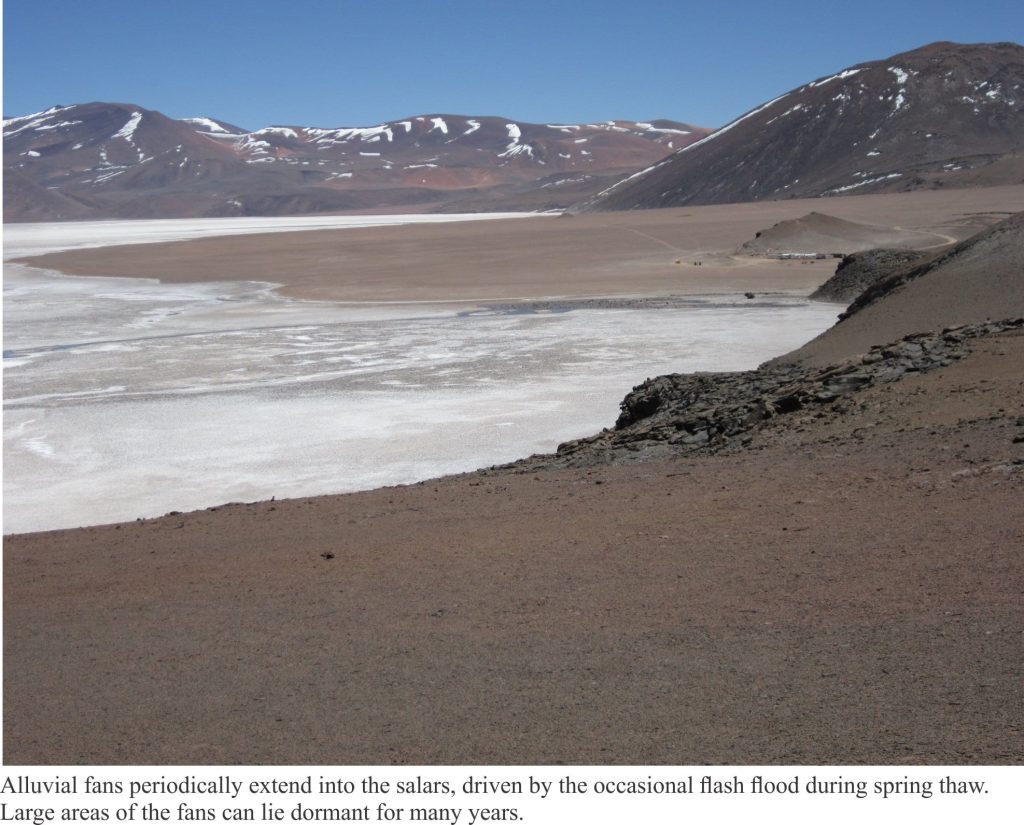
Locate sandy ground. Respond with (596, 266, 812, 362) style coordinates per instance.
(16, 186, 1024, 302)
(5, 328, 1022, 765)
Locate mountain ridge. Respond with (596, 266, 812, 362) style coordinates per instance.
(3, 103, 709, 221)
(575, 41, 1024, 212)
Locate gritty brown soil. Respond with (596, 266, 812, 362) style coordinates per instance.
(5, 330, 1022, 765)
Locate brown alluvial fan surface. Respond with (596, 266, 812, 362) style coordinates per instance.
(578, 41, 1024, 211)
(15, 186, 1016, 303)
(4, 198, 1024, 765)
(5, 328, 1023, 764)
(2, 104, 708, 221)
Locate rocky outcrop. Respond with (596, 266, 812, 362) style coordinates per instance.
(499, 319, 1023, 471)
(809, 248, 930, 303)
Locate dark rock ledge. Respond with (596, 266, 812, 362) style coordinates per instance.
(495, 318, 1023, 472)
(809, 248, 930, 304)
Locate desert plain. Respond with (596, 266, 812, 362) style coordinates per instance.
(20, 186, 1018, 303)
(4, 185, 1024, 764)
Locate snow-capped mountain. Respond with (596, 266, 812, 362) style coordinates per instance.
(3, 103, 708, 221)
(576, 41, 1024, 212)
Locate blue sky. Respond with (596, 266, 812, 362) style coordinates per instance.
(4, 0, 1022, 129)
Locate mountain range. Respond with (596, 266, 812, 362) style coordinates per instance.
(577, 41, 1024, 211)
(2, 106, 706, 222)
(5, 41, 1021, 223)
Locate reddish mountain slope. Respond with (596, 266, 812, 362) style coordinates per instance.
(3, 104, 708, 221)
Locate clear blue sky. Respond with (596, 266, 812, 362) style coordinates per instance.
(4, 0, 1022, 129)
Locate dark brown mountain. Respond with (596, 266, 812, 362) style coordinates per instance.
(576, 41, 1024, 212)
(3, 103, 708, 221)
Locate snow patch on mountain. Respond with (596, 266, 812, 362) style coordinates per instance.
(636, 123, 691, 135)
(888, 67, 911, 113)
(3, 105, 79, 137)
(239, 136, 272, 156)
(499, 123, 532, 159)
(807, 68, 862, 88)
(36, 120, 85, 133)
(254, 127, 299, 139)
(766, 103, 806, 124)
(825, 172, 903, 194)
(889, 67, 910, 85)
(183, 117, 230, 134)
(4, 105, 71, 128)
(94, 168, 126, 184)
(306, 124, 395, 144)
(675, 92, 791, 156)
(113, 111, 143, 141)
